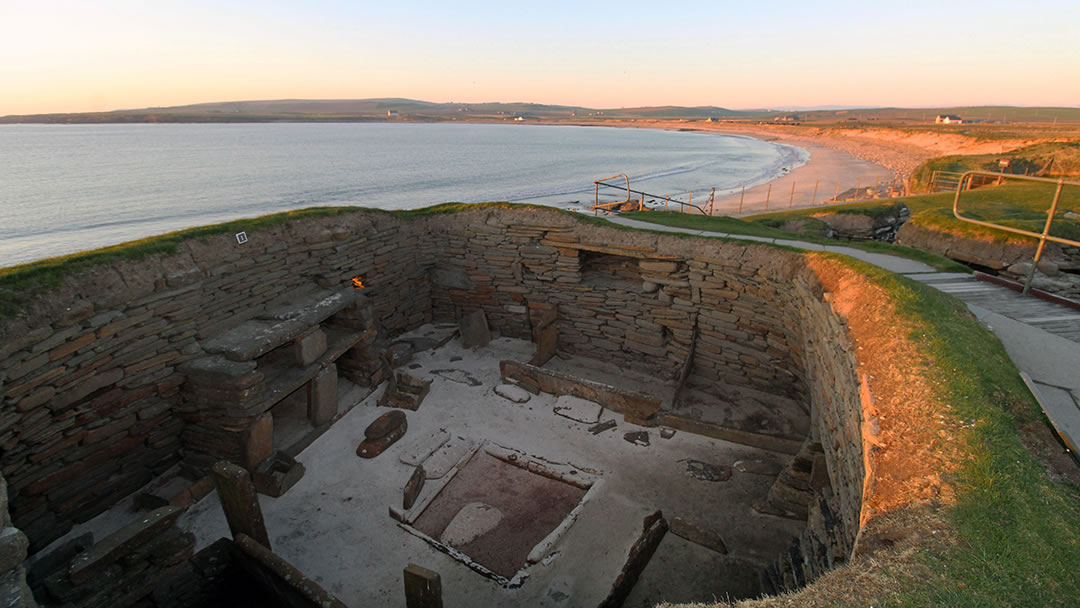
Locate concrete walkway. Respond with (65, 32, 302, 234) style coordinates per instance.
(605, 216, 1080, 455)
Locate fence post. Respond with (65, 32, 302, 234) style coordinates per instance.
(765, 183, 772, 210)
(833, 179, 840, 203)
(811, 180, 819, 205)
(738, 186, 745, 214)
(789, 182, 795, 208)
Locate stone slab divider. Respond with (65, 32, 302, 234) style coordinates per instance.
(499, 359, 662, 421)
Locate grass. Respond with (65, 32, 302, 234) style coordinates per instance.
(750, 180, 1080, 246)
(910, 142, 1080, 193)
(620, 210, 971, 273)
(834, 258, 1080, 606)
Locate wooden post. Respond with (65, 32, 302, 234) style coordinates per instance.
(764, 183, 771, 210)
(833, 179, 840, 203)
(789, 181, 796, 208)
(212, 461, 271, 549)
(738, 186, 745, 214)
(709, 187, 715, 216)
(404, 564, 443, 608)
(811, 180, 819, 205)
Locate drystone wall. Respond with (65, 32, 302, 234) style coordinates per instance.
(0, 473, 36, 607)
(426, 210, 808, 399)
(1, 205, 872, 597)
(423, 207, 866, 585)
(0, 213, 430, 553)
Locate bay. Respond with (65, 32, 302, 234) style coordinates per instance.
(0, 122, 806, 267)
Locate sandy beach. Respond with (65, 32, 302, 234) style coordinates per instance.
(595, 121, 905, 216)
(580, 119, 1038, 217)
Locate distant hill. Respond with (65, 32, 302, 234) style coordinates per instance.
(2, 99, 1079, 125)
(791, 106, 1080, 124)
(0, 98, 752, 123)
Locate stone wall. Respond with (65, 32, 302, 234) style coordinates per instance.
(425, 210, 807, 399)
(423, 207, 865, 586)
(0, 212, 430, 553)
(0, 473, 36, 607)
(1, 205, 871, 595)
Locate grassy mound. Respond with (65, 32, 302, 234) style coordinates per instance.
(750, 181, 1080, 246)
(910, 141, 1080, 193)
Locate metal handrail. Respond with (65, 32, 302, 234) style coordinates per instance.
(593, 175, 710, 216)
(952, 171, 1080, 294)
(593, 174, 631, 214)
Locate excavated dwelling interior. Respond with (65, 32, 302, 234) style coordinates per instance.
(0, 207, 876, 607)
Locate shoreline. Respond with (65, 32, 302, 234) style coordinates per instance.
(563, 120, 908, 216)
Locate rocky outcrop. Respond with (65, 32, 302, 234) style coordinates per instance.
(813, 204, 911, 242)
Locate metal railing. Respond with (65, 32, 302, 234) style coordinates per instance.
(592, 175, 710, 215)
(592, 174, 631, 214)
(591, 172, 905, 216)
(953, 171, 1080, 294)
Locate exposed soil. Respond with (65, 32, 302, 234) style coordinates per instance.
(1018, 421, 1080, 487)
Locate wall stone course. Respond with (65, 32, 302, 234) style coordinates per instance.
(0, 207, 870, 595)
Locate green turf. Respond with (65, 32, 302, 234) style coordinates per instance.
(832, 258, 1080, 607)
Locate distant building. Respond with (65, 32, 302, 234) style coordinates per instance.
(387, 110, 399, 118)
(935, 114, 963, 124)
(773, 114, 801, 123)
(513, 116, 526, 122)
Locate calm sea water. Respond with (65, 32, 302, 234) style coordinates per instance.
(0, 123, 806, 266)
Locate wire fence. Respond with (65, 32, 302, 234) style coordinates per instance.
(594, 174, 908, 216)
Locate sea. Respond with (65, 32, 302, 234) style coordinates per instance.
(0, 122, 807, 267)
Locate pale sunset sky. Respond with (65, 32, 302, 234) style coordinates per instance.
(2, 0, 1078, 116)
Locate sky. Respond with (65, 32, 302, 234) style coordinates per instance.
(2, 0, 1079, 115)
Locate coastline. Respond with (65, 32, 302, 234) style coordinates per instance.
(573, 120, 908, 215)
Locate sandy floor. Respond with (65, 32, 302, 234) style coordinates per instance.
(166, 331, 804, 607)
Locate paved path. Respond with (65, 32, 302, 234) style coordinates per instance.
(606, 216, 1080, 453)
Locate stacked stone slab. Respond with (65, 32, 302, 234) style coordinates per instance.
(378, 372, 432, 411)
(37, 506, 193, 608)
(178, 286, 369, 476)
(332, 298, 383, 386)
(0, 213, 430, 552)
